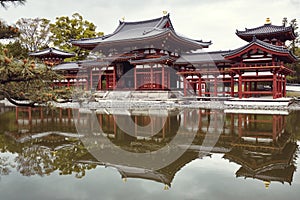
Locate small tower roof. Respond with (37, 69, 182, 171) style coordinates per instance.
(236, 18, 297, 42)
(29, 48, 75, 58)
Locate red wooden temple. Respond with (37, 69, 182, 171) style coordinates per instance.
(33, 15, 298, 99)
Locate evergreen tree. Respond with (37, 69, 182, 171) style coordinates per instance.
(50, 13, 103, 61)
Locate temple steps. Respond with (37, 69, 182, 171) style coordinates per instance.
(93, 90, 184, 101)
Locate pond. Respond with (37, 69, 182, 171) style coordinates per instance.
(0, 105, 299, 200)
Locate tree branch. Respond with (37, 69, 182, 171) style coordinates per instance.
(0, 90, 35, 107)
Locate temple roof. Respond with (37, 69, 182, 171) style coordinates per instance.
(224, 37, 298, 63)
(236, 22, 297, 42)
(175, 50, 232, 65)
(29, 47, 75, 58)
(71, 14, 211, 53)
(52, 62, 81, 71)
(236, 165, 295, 185)
(130, 55, 175, 65)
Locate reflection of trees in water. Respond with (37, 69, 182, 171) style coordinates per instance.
(1, 138, 97, 178)
(14, 141, 96, 178)
(1, 106, 97, 178)
(0, 157, 14, 178)
(286, 111, 300, 140)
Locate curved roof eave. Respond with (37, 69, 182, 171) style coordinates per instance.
(29, 48, 75, 58)
(236, 24, 296, 41)
(71, 15, 172, 47)
(224, 38, 297, 62)
(72, 29, 210, 51)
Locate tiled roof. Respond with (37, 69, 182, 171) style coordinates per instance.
(236, 24, 296, 41)
(224, 37, 298, 62)
(29, 48, 75, 58)
(78, 59, 110, 68)
(52, 62, 80, 71)
(175, 51, 231, 64)
(71, 14, 211, 51)
(237, 24, 293, 35)
(130, 55, 174, 64)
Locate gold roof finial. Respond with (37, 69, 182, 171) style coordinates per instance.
(121, 16, 125, 22)
(163, 11, 168, 15)
(164, 184, 169, 190)
(264, 181, 270, 189)
(265, 17, 271, 25)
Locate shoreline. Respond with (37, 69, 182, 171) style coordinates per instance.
(55, 98, 300, 112)
(2, 98, 300, 112)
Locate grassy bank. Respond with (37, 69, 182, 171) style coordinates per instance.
(286, 91, 300, 97)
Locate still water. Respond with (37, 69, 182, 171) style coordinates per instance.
(0, 105, 299, 200)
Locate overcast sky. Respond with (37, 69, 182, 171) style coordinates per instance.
(0, 0, 299, 50)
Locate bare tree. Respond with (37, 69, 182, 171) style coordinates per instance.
(16, 18, 51, 52)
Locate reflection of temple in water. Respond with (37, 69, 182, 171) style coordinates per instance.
(222, 114, 297, 188)
(1, 106, 298, 188)
(11, 107, 79, 145)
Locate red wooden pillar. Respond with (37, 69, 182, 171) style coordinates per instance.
(272, 72, 277, 99)
(183, 76, 187, 96)
(238, 74, 242, 99)
(248, 82, 251, 97)
(283, 75, 286, 97)
(244, 81, 247, 98)
(230, 74, 234, 97)
(98, 74, 102, 90)
(278, 74, 282, 97)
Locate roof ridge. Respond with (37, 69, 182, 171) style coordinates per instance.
(120, 15, 168, 25)
(71, 36, 104, 42)
(237, 23, 292, 34)
(29, 47, 75, 55)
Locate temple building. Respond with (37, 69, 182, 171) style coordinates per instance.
(70, 13, 211, 93)
(32, 14, 298, 99)
(29, 47, 75, 66)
